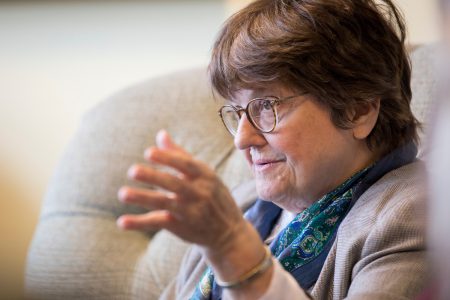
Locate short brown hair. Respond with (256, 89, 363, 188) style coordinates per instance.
(209, 0, 419, 155)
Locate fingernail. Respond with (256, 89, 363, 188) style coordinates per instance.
(156, 129, 172, 149)
(127, 165, 139, 178)
(118, 187, 128, 202)
(144, 147, 157, 160)
(116, 217, 126, 229)
(156, 129, 166, 146)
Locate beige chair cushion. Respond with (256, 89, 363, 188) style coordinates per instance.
(410, 44, 439, 156)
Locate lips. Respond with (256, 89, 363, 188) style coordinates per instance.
(252, 158, 286, 173)
(249, 149, 285, 170)
(253, 159, 284, 166)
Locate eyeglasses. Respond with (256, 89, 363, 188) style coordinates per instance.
(218, 94, 305, 136)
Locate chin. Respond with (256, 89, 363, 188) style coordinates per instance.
(255, 178, 312, 212)
(255, 181, 273, 200)
(255, 179, 283, 202)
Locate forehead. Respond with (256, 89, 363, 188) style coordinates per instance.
(229, 89, 261, 105)
(228, 83, 293, 106)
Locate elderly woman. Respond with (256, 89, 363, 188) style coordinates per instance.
(117, 0, 426, 299)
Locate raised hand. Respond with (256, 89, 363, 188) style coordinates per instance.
(117, 130, 247, 251)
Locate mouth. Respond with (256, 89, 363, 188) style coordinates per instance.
(253, 159, 285, 171)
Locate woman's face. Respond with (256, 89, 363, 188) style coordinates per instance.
(232, 84, 377, 213)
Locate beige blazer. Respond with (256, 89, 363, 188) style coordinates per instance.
(161, 161, 427, 300)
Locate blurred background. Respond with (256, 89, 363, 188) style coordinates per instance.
(0, 0, 441, 298)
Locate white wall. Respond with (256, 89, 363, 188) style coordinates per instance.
(0, 0, 441, 298)
(395, 0, 441, 44)
(0, 1, 225, 298)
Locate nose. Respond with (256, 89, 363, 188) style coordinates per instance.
(234, 114, 267, 150)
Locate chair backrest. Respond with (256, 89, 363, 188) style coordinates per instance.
(410, 44, 439, 157)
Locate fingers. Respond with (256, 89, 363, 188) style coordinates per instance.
(156, 130, 185, 153)
(149, 130, 205, 178)
(128, 164, 185, 193)
(117, 210, 175, 231)
(118, 186, 178, 211)
(117, 129, 216, 236)
(144, 148, 203, 178)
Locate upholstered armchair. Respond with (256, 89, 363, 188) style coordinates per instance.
(25, 45, 436, 299)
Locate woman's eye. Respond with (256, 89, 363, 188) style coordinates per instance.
(262, 100, 271, 110)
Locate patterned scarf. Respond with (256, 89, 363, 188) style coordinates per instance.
(191, 167, 371, 300)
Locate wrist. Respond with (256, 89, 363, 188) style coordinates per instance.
(215, 245, 273, 289)
(202, 221, 268, 284)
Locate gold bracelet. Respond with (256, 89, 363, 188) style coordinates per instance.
(215, 246, 273, 289)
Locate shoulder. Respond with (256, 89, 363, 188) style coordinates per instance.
(336, 160, 426, 265)
(347, 160, 426, 228)
(359, 160, 426, 253)
(320, 161, 427, 299)
(335, 160, 426, 263)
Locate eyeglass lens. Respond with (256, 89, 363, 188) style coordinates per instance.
(248, 99, 276, 132)
(220, 99, 276, 135)
(220, 106, 240, 135)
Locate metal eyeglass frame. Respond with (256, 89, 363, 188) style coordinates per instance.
(218, 94, 305, 136)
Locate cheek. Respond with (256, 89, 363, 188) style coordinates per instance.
(262, 136, 304, 186)
(267, 128, 336, 185)
(267, 132, 307, 167)
(272, 113, 320, 155)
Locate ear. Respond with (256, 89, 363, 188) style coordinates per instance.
(351, 98, 380, 140)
